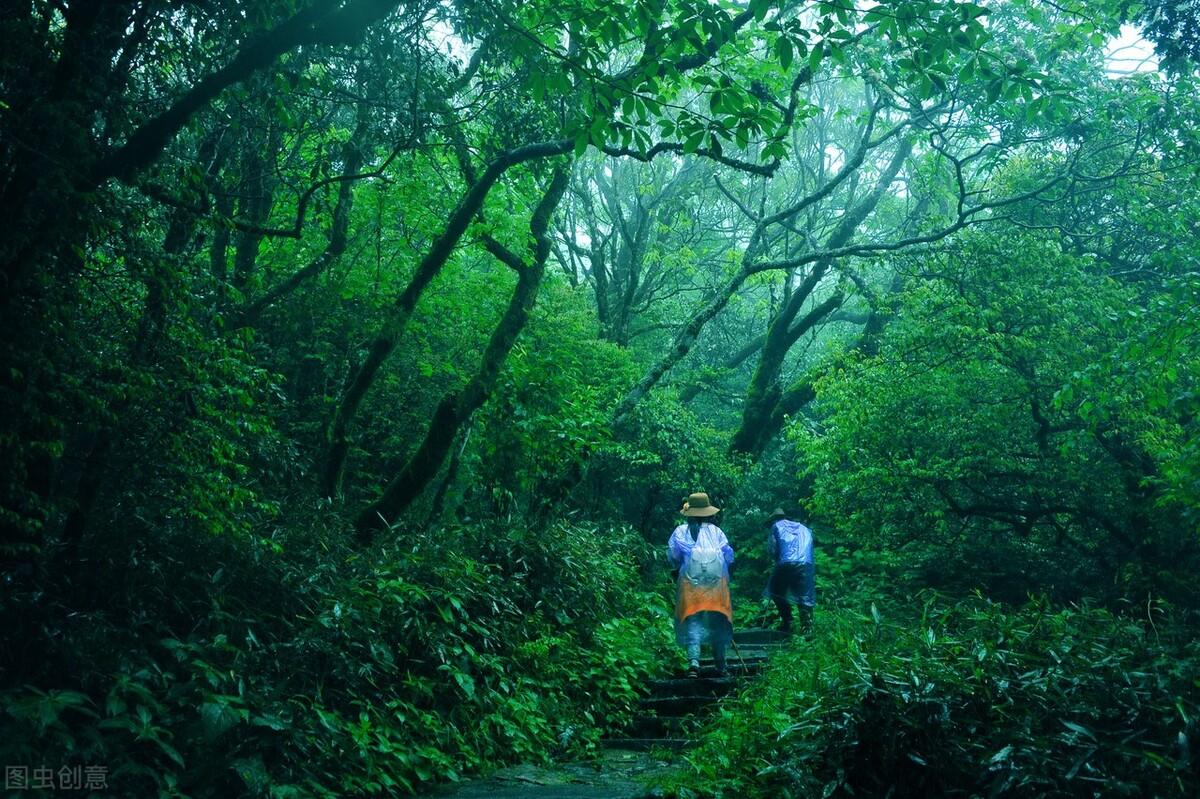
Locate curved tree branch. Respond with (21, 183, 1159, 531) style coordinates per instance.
(322, 137, 573, 495)
(93, 0, 402, 185)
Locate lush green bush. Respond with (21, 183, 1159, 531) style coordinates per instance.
(792, 233, 1200, 611)
(467, 279, 638, 519)
(0, 517, 676, 797)
(665, 594, 1200, 798)
(588, 389, 743, 537)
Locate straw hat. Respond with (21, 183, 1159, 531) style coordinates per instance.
(681, 492, 720, 517)
(766, 508, 787, 526)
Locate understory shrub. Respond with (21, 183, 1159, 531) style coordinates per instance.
(0, 516, 675, 796)
(667, 594, 1200, 798)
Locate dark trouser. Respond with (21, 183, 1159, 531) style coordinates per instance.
(766, 562, 814, 632)
(773, 600, 813, 633)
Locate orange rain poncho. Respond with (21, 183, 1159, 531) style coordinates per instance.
(667, 521, 734, 646)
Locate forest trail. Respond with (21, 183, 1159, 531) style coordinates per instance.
(427, 628, 790, 798)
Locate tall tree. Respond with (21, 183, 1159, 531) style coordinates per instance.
(322, 0, 819, 522)
(0, 0, 407, 554)
(354, 165, 570, 538)
(608, 0, 1141, 464)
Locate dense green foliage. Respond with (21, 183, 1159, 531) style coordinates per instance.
(795, 229, 1200, 607)
(2, 518, 675, 795)
(668, 595, 1200, 798)
(2, 0, 1199, 795)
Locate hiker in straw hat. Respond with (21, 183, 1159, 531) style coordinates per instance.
(667, 492, 735, 677)
(763, 507, 815, 634)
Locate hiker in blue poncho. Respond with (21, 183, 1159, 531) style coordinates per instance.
(763, 507, 815, 634)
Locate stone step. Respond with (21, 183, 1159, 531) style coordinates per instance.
(727, 643, 781, 655)
(639, 694, 732, 718)
(716, 651, 773, 667)
(683, 659, 766, 677)
(599, 737, 693, 752)
(732, 627, 793, 646)
(625, 713, 702, 738)
(646, 675, 741, 698)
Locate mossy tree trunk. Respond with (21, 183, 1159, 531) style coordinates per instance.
(320, 139, 572, 497)
(354, 164, 571, 540)
(729, 138, 913, 458)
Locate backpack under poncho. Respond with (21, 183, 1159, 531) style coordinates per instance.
(684, 545, 723, 588)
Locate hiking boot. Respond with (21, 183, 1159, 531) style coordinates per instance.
(686, 662, 700, 678)
(799, 607, 814, 636)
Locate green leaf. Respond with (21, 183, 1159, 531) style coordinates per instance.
(1061, 719, 1096, 739)
(809, 41, 825, 72)
(959, 57, 976, 84)
(777, 36, 794, 71)
(985, 79, 1002, 105)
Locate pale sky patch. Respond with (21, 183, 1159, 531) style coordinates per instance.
(1105, 24, 1160, 76)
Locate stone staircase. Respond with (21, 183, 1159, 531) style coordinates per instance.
(429, 627, 792, 798)
(603, 627, 791, 751)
